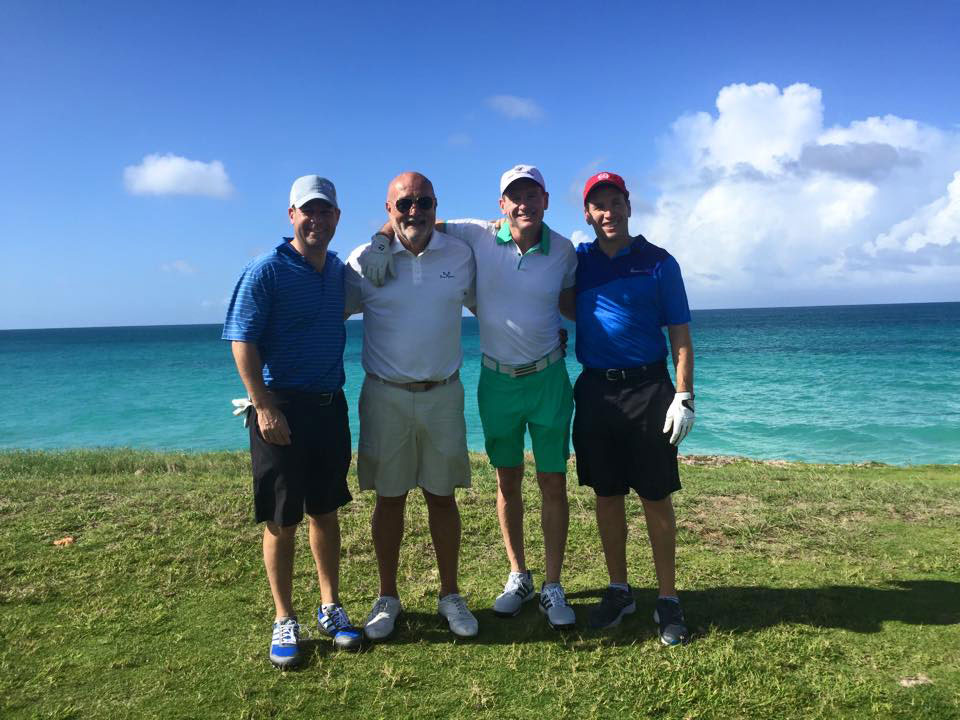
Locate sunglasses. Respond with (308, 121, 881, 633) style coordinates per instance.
(394, 196, 436, 213)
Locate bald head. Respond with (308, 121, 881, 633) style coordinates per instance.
(385, 171, 437, 253)
(387, 172, 434, 203)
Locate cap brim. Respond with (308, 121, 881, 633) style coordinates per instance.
(584, 181, 628, 202)
(501, 174, 545, 195)
(292, 192, 337, 209)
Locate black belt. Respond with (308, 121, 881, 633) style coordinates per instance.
(584, 360, 668, 381)
(270, 388, 339, 406)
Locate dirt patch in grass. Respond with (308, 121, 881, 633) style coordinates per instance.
(679, 494, 765, 547)
(680, 455, 804, 468)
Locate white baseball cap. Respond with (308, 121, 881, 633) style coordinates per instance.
(499, 164, 546, 194)
(289, 175, 338, 209)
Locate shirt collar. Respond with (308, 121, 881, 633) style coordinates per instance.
(496, 222, 552, 255)
(590, 235, 641, 258)
(393, 229, 442, 254)
(277, 238, 338, 264)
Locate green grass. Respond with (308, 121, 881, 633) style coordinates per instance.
(1, 450, 958, 719)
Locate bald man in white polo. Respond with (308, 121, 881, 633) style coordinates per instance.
(361, 165, 579, 632)
(345, 171, 478, 641)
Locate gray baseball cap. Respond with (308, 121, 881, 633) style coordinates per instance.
(499, 164, 546, 194)
(289, 175, 338, 209)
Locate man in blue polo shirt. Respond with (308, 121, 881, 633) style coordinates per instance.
(562, 171, 695, 645)
(223, 175, 362, 668)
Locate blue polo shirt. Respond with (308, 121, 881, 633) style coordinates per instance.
(574, 236, 690, 369)
(222, 240, 346, 392)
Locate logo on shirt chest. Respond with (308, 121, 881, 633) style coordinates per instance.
(440, 271, 455, 279)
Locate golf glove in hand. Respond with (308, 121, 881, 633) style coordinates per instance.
(662, 391, 695, 446)
(231, 398, 253, 428)
(359, 233, 395, 287)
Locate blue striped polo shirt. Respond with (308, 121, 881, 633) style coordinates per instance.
(222, 240, 346, 391)
(574, 236, 691, 369)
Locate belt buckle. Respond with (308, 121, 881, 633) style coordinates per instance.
(511, 362, 536, 378)
(318, 392, 334, 405)
(408, 382, 430, 392)
(605, 369, 625, 381)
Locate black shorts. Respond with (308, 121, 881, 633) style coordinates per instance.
(572, 363, 681, 501)
(249, 389, 352, 526)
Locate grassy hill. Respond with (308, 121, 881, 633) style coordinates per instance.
(1, 451, 958, 719)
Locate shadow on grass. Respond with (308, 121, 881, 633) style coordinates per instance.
(357, 608, 606, 648)
(358, 580, 959, 648)
(569, 579, 960, 639)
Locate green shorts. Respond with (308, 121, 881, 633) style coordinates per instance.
(477, 359, 574, 473)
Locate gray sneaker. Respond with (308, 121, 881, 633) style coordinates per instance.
(438, 593, 479, 637)
(539, 582, 576, 630)
(364, 595, 403, 641)
(493, 570, 536, 617)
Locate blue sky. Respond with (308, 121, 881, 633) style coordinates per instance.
(2, 1, 958, 329)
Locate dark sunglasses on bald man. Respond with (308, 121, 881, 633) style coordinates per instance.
(394, 196, 436, 213)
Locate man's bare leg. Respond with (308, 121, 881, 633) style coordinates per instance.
(595, 494, 628, 585)
(537, 471, 569, 584)
(496, 465, 526, 572)
(372, 493, 408, 598)
(640, 496, 677, 597)
(263, 522, 297, 619)
(307, 510, 341, 606)
(423, 489, 461, 597)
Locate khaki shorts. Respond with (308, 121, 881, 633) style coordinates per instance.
(357, 376, 471, 497)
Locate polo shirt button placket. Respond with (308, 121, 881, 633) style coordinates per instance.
(412, 256, 422, 286)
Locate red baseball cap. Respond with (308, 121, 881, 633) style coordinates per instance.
(583, 172, 629, 203)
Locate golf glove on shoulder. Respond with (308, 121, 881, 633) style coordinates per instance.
(359, 233, 395, 287)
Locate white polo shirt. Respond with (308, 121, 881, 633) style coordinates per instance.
(444, 219, 576, 365)
(345, 230, 475, 383)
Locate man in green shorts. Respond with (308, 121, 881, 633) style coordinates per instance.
(361, 165, 579, 630)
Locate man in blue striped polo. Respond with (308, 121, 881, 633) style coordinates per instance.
(223, 175, 362, 668)
(563, 171, 695, 645)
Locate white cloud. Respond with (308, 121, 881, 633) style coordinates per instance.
(161, 260, 196, 275)
(486, 95, 544, 121)
(125, 153, 233, 197)
(635, 82, 960, 307)
(570, 230, 592, 245)
(866, 171, 960, 256)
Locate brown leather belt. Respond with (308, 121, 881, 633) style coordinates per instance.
(366, 369, 459, 392)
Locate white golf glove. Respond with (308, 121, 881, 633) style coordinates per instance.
(662, 391, 695, 446)
(231, 398, 253, 427)
(359, 233, 396, 287)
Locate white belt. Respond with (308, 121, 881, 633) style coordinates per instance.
(482, 347, 565, 378)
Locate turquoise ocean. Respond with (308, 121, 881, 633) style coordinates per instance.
(2, 303, 958, 465)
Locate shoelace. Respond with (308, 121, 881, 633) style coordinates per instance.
(504, 573, 530, 595)
(274, 621, 299, 645)
(541, 585, 567, 609)
(445, 595, 471, 618)
(659, 602, 685, 624)
(602, 586, 628, 608)
(369, 597, 393, 619)
(323, 606, 350, 630)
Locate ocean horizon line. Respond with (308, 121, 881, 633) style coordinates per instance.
(2, 299, 958, 333)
